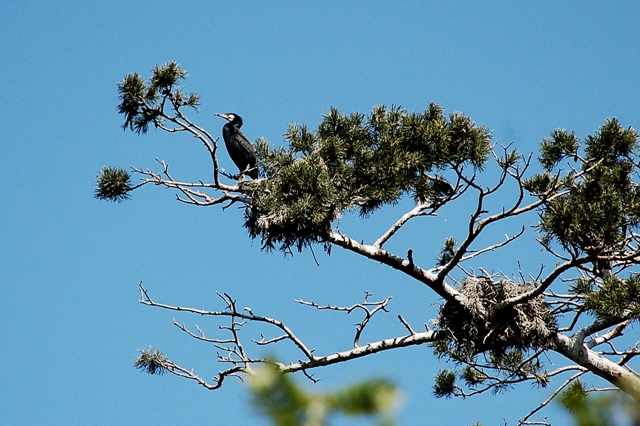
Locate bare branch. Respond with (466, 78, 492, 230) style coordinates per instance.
(326, 230, 463, 305)
(295, 294, 392, 347)
(161, 357, 251, 390)
(519, 370, 587, 425)
(278, 329, 450, 374)
(372, 174, 466, 249)
(138, 282, 451, 385)
(398, 315, 416, 335)
(157, 110, 230, 189)
(373, 202, 430, 248)
(586, 320, 631, 349)
(139, 283, 315, 361)
(459, 227, 526, 263)
(253, 334, 289, 346)
(173, 320, 232, 344)
(130, 162, 249, 208)
(553, 332, 640, 401)
(576, 316, 636, 345)
(492, 256, 592, 314)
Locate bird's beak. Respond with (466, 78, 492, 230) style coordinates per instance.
(215, 113, 230, 121)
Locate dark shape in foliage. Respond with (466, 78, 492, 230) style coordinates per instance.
(94, 166, 132, 202)
(437, 237, 456, 266)
(215, 112, 258, 179)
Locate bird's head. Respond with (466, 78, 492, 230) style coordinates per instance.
(215, 112, 243, 128)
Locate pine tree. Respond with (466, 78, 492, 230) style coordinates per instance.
(98, 62, 640, 424)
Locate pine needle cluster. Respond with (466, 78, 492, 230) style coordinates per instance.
(583, 274, 640, 321)
(134, 347, 169, 376)
(94, 166, 132, 202)
(116, 61, 199, 134)
(244, 104, 491, 252)
(525, 119, 640, 265)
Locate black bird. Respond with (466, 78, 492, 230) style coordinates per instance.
(215, 112, 258, 179)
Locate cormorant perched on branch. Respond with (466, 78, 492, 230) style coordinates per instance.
(215, 112, 258, 179)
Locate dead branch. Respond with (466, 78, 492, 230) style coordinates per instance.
(295, 294, 392, 347)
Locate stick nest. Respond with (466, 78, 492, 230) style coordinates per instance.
(436, 276, 556, 359)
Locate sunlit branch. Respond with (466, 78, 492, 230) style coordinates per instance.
(373, 175, 466, 249)
(586, 321, 631, 349)
(148, 99, 231, 189)
(253, 334, 289, 346)
(130, 161, 248, 207)
(619, 349, 640, 367)
(519, 370, 587, 425)
(172, 109, 226, 187)
(398, 315, 416, 335)
(139, 283, 315, 360)
(373, 202, 431, 248)
(173, 321, 232, 344)
(459, 227, 526, 263)
(493, 256, 592, 314)
(138, 282, 450, 386)
(278, 329, 449, 374)
(295, 294, 392, 347)
(435, 157, 562, 294)
(553, 332, 640, 401)
(326, 229, 463, 304)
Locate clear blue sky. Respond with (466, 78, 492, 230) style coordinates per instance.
(2, 2, 639, 425)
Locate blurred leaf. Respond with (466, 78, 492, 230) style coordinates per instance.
(558, 381, 640, 426)
(250, 364, 398, 426)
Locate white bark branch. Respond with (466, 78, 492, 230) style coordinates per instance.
(373, 203, 430, 248)
(553, 332, 640, 402)
(326, 229, 464, 305)
(278, 330, 449, 373)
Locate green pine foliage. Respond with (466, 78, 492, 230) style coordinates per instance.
(584, 275, 640, 321)
(101, 63, 640, 419)
(526, 119, 640, 324)
(116, 61, 198, 134)
(526, 119, 640, 261)
(460, 366, 488, 387)
(245, 105, 491, 252)
(433, 370, 457, 398)
(94, 166, 132, 202)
